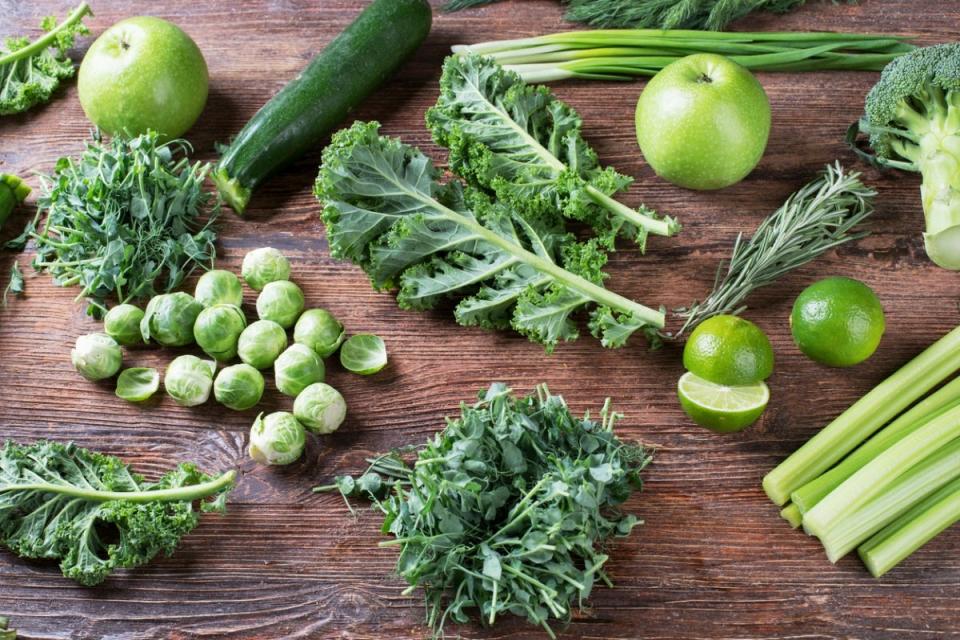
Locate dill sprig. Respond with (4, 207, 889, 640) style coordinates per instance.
(445, 0, 814, 31)
(23, 131, 219, 316)
(671, 163, 875, 339)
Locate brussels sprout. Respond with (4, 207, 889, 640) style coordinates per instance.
(294, 309, 345, 357)
(214, 364, 265, 411)
(242, 247, 290, 291)
(115, 367, 160, 403)
(140, 292, 203, 347)
(293, 383, 346, 434)
(274, 344, 325, 397)
(195, 269, 243, 308)
(103, 304, 145, 346)
(256, 280, 304, 329)
(249, 411, 306, 465)
(237, 320, 288, 369)
(164, 355, 216, 407)
(71, 333, 122, 381)
(194, 304, 247, 362)
(340, 334, 388, 375)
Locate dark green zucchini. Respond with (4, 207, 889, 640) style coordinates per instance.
(214, 0, 432, 214)
(0, 174, 30, 230)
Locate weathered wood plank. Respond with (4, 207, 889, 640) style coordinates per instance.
(1, 0, 959, 638)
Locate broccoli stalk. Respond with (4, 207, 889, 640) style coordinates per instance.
(851, 44, 960, 270)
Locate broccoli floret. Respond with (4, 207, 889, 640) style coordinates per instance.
(855, 44, 960, 270)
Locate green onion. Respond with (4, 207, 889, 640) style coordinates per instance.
(802, 404, 960, 540)
(816, 438, 960, 562)
(453, 30, 915, 82)
(790, 376, 960, 513)
(763, 325, 960, 506)
(859, 475, 960, 577)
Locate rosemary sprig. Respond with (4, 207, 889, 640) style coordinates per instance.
(671, 163, 875, 339)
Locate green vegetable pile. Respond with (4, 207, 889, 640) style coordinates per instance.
(0, 440, 234, 586)
(0, 2, 91, 115)
(317, 383, 650, 638)
(20, 131, 219, 316)
(765, 325, 960, 576)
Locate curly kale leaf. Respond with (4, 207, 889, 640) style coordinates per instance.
(427, 54, 679, 249)
(0, 440, 235, 586)
(315, 121, 664, 352)
(0, 3, 92, 116)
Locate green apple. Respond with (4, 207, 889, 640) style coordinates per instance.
(635, 53, 771, 191)
(78, 16, 208, 140)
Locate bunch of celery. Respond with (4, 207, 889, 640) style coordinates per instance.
(453, 30, 915, 83)
(764, 326, 960, 577)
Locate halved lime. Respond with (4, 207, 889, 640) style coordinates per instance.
(683, 314, 773, 386)
(677, 371, 769, 433)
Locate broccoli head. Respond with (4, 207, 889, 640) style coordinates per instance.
(855, 43, 960, 270)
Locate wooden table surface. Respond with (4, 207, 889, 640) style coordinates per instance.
(1, 1, 958, 638)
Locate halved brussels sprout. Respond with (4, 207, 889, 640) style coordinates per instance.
(164, 355, 216, 407)
(194, 304, 247, 362)
(103, 304, 145, 346)
(237, 320, 288, 370)
(293, 382, 346, 434)
(256, 280, 304, 329)
(294, 308, 345, 357)
(72, 333, 122, 381)
(249, 411, 306, 465)
(340, 334, 388, 375)
(115, 367, 160, 403)
(141, 292, 203, 347)
(195, 269, 243, 308)
(242, 247, 290, 291)
(274, 344, 325, 397)
(214, 364, 265, 411)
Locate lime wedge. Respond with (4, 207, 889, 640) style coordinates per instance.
(677, 371, 769, 433)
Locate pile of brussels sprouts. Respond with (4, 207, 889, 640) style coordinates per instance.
(70, 247, 387, 466)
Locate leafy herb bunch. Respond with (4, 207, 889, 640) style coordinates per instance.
(318, 383, 651, 638)
(19, 131, 219, 316)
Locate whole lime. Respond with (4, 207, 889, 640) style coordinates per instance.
(683, 315, 774, 386)
(790, 277, 885, 367)
(78, 17, 208, 140)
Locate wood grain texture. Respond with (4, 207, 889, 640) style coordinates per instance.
(1, 0, 959, 638)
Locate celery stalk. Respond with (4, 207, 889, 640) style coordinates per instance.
(817, 437, 960, 562)
(859, 475, 960, 577)
(803, 405, 960, 539)
(763, 325, 960, 505)
(791, 376, 960, 513)
(780, 503, 803, 529)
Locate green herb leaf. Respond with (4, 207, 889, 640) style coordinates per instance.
(0, 440, 235, 586)
(0, 615, 15, 640)
(315, 121, 664, 351)
(0, 3, 92, 115)
(427, 55, 678, 247)
(32, 131, 219, 316)
(2, 261, 24, 306)
(316, 384, 651, 637)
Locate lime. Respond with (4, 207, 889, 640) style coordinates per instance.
(790, 277, 884, 367)
(677, 371, 769, 433)
(682, 315, 774, 386)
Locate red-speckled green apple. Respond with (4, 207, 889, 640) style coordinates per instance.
(635, 53, 771, 190)
(78, 17, 208, 140)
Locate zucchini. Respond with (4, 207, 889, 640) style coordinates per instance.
(214, 0, 432, 214)
(0, 174, 30, 229)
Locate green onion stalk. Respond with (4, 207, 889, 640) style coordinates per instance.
(453, 30, 916, 83)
